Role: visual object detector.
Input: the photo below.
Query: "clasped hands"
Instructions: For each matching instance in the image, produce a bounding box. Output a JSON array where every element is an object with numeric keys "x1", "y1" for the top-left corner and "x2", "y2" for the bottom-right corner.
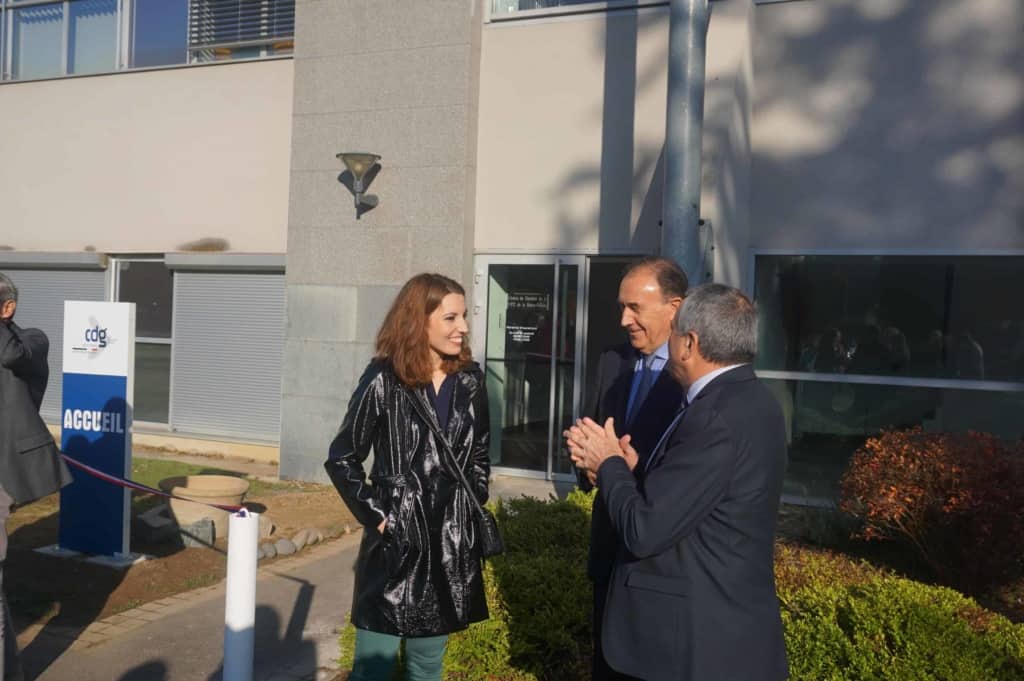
[{"x1": 564, "y1": 417, "x2": 639, "y2": 486}]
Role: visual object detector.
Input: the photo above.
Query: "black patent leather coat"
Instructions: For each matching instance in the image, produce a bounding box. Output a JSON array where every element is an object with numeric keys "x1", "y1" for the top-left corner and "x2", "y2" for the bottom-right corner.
[{"x1": 325, "y1": 359, "x2": 491, "y2": 637}]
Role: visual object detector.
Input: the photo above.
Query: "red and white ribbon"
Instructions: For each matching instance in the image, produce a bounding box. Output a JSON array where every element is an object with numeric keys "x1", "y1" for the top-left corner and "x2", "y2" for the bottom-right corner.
[{"x1": 61, "y1": 454, "x2": 244, "y2": 513}]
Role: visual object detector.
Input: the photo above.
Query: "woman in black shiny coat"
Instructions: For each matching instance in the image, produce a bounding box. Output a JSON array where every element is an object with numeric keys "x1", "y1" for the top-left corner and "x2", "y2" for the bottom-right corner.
[{"x1": 325, "y1": 273, "x2": 491, "y2": 680}]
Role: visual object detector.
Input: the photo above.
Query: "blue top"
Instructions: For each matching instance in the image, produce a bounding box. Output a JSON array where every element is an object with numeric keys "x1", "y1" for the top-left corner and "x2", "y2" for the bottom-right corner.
[{"x1": 427, "y1": 372, "x2": 457, "y2": 429}]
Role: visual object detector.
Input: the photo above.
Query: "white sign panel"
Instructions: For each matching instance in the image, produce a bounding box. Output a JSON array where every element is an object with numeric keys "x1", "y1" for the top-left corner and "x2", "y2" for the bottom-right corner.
[
  {"x1": 60, "y1": 300, "x2": 136, "y2": 557},
  {"x1": 63, "y1": 301, "x2": 135, "y2": 377}
]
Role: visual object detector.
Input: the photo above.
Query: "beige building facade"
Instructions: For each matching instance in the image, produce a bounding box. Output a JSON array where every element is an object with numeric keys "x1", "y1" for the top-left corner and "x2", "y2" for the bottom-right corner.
[{"x1": 0, "y1": 0, "x2": 1020, "y2": 499}]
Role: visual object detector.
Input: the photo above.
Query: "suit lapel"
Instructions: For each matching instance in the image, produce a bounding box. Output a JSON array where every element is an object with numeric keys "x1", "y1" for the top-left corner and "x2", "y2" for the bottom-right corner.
[
  {"x1": 639, "y1": 365, "x2": 757, "y2": 474},
  {"x1": 642, "y1": 405, "x2": 688, "y2": 474},
  {"x1": 613, "y1": 350, "x2": 638, "y2": 424}
]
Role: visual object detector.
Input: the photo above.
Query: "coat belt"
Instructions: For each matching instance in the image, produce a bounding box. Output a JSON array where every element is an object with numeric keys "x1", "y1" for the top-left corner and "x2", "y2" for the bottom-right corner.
[{"x1": 370, "y1": 473, "x2": 408, "y2": 487}]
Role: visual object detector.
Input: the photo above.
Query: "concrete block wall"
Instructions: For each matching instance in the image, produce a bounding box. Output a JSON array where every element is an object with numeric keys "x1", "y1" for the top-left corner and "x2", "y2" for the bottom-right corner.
[{"x1": 280, "y1": 0, "x2": 483, "y2": 481}]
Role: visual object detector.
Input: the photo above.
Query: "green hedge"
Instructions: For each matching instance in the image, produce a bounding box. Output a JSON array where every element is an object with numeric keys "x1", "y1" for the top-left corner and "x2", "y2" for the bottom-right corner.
[
  {"x1": 340, "y1": 491, "x2": 1024, "y2": 681},
  {"x1": 776, "y1": 544, "x2": 1024, "y2": 680}
]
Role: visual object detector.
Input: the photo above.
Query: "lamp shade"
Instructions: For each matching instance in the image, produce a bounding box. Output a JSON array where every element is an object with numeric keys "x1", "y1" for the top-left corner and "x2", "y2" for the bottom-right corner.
[{"x1": 336, "y1": 152, "x2": 381, "y2": 181}]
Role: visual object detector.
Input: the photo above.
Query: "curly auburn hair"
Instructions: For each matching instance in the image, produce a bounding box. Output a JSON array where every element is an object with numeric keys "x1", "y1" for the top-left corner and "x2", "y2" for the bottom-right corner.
[{"x1": 375, "y1": 273, "x2": 473, "y2": 386}]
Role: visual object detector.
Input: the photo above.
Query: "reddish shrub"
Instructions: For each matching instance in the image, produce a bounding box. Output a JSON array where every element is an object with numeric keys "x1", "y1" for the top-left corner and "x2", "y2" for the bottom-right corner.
[{"x1": 839, "y1": 427, "x2": 1024, "y2": 591}]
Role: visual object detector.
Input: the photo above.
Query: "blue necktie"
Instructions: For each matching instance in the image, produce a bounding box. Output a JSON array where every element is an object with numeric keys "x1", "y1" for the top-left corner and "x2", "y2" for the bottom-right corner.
[{"x1": 626, "y1": 354, "x2": 655, "y2": 427}]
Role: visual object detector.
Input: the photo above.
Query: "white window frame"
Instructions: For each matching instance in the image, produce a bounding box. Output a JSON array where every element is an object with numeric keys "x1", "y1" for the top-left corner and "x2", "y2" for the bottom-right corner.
[{"x1": 486, "y1": 0, "x2": 668, "y2": 24}]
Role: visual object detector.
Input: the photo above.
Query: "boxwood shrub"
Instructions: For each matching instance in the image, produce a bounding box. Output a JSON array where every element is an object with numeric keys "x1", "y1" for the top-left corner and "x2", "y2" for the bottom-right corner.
[{"x1": 340, "y1": 491, "x2": 1024, "y2": 681}]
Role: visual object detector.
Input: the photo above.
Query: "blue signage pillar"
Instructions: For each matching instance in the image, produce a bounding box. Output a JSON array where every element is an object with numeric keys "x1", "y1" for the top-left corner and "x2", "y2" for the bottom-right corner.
[{"x1": 59, "y1": 301, "x2": 135, "y2": 557}]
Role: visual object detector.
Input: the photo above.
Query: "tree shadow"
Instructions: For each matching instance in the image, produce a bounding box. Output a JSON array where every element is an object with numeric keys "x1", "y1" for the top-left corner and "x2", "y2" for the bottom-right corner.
[
  {"x1": 10, "y1": 394, "x2": 248, "y2": 678},
  {"x1": 205, "y1": 576, "x2": 318, "y2": 681},
  {"x1": 9, "y1": 508, "x2": 129, "y2": 680},
  {"x1": 750, "y1": 0, "x2": 1022, "y2": 249},
  {"x1": 537, "y1": 0, "x2": 1022, "y2": 278},
  {"x1": 118, "y1": 660, "x2": 169, "y2": 681}
]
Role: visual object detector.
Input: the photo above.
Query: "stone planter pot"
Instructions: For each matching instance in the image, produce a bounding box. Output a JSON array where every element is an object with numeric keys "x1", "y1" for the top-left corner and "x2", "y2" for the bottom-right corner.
[{"x1": 158, "y1": 475, "x2": 250, "y2": 540}]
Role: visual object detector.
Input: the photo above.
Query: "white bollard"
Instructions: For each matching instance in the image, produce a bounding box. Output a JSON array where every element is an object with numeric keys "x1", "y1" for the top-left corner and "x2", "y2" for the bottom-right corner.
[{"x1": 223, "y1": 509, "x2": 259, "y2": 681}]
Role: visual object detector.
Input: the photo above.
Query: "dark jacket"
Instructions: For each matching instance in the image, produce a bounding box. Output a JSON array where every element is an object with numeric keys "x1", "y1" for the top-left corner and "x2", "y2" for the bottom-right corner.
[
  {"x1": 0, "y1": 321, "x2": 72, "y2": 504},
  {"x1": 596, "y1": 365, "x2": 789, "y2": 681},
  {"x1": 582, "y1": 343, "x2": 684, "y2": 580},
  {"x1": 325, "y1": 360, "x2": 490, "y2": 637}
]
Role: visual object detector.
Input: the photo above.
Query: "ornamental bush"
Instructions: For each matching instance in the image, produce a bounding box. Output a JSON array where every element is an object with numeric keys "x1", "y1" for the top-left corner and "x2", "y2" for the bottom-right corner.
[
  {"x1": 776, "y1": 543, "x2": 1024, "y2": 681},
  {"x1": 340, "y1": 491, "x2": 1024, "y2": 680},
  {"x1": 839, "y1": 427, "x2": 1024, "y2": 590}
]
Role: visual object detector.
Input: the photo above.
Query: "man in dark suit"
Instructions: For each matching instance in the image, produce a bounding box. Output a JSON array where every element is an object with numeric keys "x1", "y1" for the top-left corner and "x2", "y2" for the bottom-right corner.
[
  {"x1": 568, "y1": 284, "x2": 788, "y2": 681},
  {"x1": 0, "y1": 273, "x2": 72, "y2": 681},
  {"x1": 581, "y1": 257, "x2": 687, "y2": 681}
]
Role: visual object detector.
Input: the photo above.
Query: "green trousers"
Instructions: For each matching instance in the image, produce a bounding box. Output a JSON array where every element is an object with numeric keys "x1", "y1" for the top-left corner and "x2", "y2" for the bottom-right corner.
[{"x1": 350, "y1": 627, "x2": 448, "y2": 681}]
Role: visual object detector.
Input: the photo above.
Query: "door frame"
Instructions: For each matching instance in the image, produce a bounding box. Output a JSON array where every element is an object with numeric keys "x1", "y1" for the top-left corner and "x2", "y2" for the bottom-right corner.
[
  {"x1": 472, "y1": 254, "x2": 588, "y2": 482},
  {"x1": 109, "y1": 255, "x2": 174, "y2": 429}
]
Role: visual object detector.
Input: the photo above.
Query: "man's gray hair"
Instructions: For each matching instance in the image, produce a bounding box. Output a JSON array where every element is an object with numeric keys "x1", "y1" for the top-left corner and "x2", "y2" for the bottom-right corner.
[
  {"x1": 0, "y1": 272, "x2": 17, "y2": 305},
  {"x1": 674, "y1": 283, "x2": 758, "y2": 364}
]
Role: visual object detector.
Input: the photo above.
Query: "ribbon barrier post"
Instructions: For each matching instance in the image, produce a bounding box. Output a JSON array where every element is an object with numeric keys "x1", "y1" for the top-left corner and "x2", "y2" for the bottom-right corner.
[{"x1": 224, "y1": 509, "x2": 259, "y2": 681}]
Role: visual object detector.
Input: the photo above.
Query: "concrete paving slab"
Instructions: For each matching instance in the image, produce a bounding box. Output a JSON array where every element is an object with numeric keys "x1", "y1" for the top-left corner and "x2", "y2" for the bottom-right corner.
[
  {"x1": 20, "y1": 473, "x2": 577, "y2": 680},
  {"x1": 25, "y1": 534, "x2": 360, "y2": 681}
]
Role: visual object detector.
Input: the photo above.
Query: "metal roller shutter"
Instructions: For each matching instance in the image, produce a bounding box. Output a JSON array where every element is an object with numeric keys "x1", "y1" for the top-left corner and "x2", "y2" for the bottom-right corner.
[
  {"x1": 3, "y1": 269, "x2": 107, "y2": 421},
  {"x1": 170, "y1": 272, "x2": 284, "y2": 441}
]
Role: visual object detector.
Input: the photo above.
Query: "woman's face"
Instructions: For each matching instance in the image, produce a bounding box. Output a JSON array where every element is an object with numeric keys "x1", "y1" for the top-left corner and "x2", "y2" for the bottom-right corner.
[{"x1": 427, "y1": 293, "x2": 469, "y2": 364}]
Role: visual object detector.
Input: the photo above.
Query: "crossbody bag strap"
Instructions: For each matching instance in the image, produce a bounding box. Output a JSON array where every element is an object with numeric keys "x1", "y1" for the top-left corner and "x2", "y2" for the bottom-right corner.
[{"x1": 405, "y1": 385, "x2": 487, "y2": 518}]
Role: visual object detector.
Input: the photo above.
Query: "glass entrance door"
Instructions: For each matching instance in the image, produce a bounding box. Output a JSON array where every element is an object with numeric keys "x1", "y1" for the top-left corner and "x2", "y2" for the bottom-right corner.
[{"x1": 474, "y1": 256, "x2": 585, "y2": 481}]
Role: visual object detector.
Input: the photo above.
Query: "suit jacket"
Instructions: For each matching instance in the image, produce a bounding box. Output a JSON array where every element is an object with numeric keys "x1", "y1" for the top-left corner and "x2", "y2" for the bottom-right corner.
[
  {"x1": 582, "y1": 342, "x2": 685, "y2": 580},
  {"x1": 596, "y1": 365, "x2": 788, "y2": 681},
  {"x1": 0, "y1": 322, "x2": 72, "y2": 505}
]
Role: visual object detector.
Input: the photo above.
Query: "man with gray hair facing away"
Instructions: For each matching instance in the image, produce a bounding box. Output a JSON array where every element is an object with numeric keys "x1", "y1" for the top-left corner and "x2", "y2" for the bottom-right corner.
[
  {"x1": 0, "y1": 273, "x2": 72, "y2": 681},
  {"x1": 566, "y1": 284, "x2": 788, "y2": 681}
]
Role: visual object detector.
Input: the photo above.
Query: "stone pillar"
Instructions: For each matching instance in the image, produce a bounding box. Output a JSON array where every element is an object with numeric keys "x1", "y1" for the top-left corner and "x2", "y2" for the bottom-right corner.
[{"x1": 280, "y1": 0, "x2": 482, "y2": 481}]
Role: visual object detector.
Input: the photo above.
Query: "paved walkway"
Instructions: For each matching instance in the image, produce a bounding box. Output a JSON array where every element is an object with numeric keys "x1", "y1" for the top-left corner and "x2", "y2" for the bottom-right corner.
[
  {"x1": 24, "y1": 533, "x2": 359, "y2": 681},
  {"x1": 18, "y1": 470, "x2": 564, "y2": 681}
]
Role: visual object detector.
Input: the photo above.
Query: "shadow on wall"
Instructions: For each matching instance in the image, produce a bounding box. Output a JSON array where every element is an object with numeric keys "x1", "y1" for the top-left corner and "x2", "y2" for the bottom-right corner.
[
  {"x1": 549, "y1": 8, "x2": 670, "y2": 256},
  {"x1": 544, "y1": 0, "x2": 1023, "y2": 268},
  {"x1": 751, "y1": 0, "x2": 1023, "y2": 248}
]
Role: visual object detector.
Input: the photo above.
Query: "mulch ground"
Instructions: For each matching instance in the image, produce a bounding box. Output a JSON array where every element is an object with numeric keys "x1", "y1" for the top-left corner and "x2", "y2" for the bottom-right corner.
[{"x1": 7, "y1": 485, "x2": 357, "y2": 630}]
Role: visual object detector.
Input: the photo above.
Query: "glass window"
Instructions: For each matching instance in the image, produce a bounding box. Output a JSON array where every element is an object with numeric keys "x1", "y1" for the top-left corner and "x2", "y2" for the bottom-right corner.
[
  {"x1": 131, "y1": 0, "x2": 187, "y2": 68},
  {"x1": 0, "y1": 0, "x2": 293, "y2": 82},
  {"x1": 765, "y1": 378, "x2": 1024, "y2": 502},
  {"x1": 188, "y1": 0, "x2": 295, "y2": 63},
  {"x1": 11, "y1": 3, "x2": 65, "y2": 81},
  {"x1": 755, "y1": 255, "x2": 1024, "y2": 383},
  {"x1": 116, "y1": 259, "x2": 173, "y2": 423},
  {"x1": 134, "y1": 341, "x2": 171, "y2": 422},
  {"x1": 68, "y1": 0, "x2": 117, "y2": 75},
  {"x1": 492, "y1": 0, "x2": 627, "y2": 17},
  {"x1": 117, "y1": 260, "x2": 173, "y2": 338}
]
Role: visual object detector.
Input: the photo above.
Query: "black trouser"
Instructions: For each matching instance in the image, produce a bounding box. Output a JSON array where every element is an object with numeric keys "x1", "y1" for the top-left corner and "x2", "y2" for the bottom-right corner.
[
  {"x1": 592, "y1": 577, "x2": 642, "y2": 681},
  {"x1": 0, "y1": 486, "x2": 24, "y2": 681}
]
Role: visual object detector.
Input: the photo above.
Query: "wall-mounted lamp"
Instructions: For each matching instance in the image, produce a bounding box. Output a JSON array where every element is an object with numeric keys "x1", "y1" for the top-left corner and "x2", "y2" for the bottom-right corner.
[{"x1": 336, "y1": 152, "x2": 381, "y2": 219}]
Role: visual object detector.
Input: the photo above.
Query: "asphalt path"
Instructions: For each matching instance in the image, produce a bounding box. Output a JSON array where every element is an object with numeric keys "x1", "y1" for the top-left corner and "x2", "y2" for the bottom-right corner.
[{"x1": 27, "y1": 533, "x2": 360, "y2": 681}]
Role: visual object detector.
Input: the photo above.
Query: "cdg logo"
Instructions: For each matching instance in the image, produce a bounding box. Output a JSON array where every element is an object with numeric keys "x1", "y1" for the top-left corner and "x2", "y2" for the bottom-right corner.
[{"x1": 84, "y1": 325, "x2": 108, "y2": 348}]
